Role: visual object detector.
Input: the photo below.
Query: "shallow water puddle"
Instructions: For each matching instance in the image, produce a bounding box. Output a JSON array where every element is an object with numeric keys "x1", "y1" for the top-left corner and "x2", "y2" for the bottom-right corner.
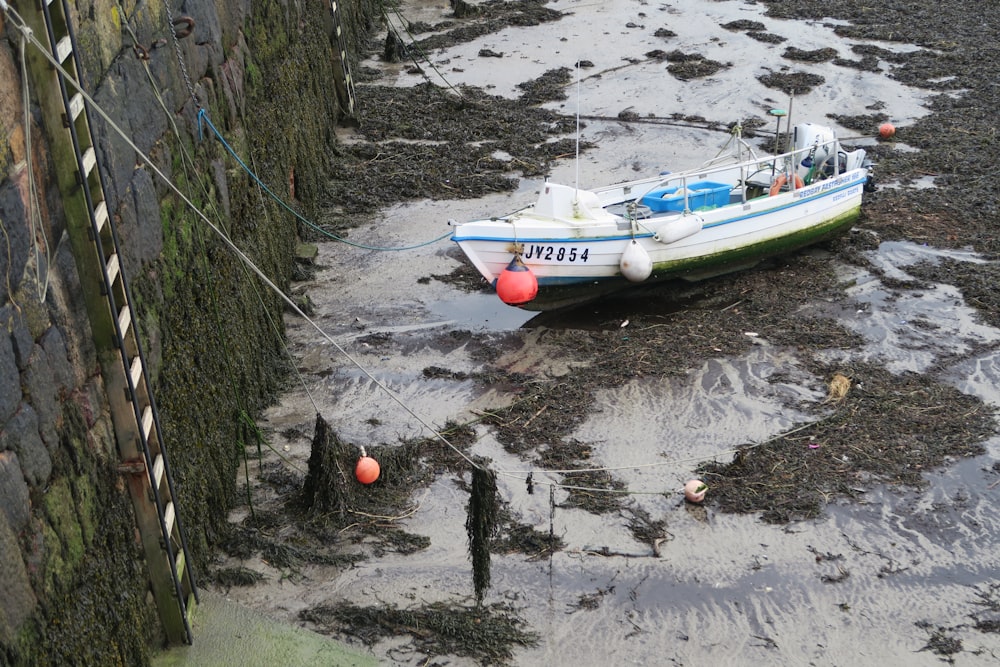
[{"x1": 813, "y1": 241, "x2": 1000, "y2": 376}]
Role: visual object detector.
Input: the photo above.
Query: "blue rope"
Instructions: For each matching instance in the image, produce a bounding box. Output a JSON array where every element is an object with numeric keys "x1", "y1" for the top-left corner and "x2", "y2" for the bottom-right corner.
[{"x1": 195, "y1": 109, "x2": 453, "y2": 251}]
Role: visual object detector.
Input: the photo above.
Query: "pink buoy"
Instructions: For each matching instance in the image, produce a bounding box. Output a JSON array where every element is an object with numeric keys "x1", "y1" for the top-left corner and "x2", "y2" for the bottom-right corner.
[
  {"x1": 495, "y1": 255, "x2": 538, "y2": 306},
  {"x1": 684, "y1": 479, "x2": 707, "y2": 503}
]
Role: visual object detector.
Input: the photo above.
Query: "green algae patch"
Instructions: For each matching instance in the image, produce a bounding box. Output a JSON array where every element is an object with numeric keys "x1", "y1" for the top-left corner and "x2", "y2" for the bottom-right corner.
[{"x1": 153, "y1": 591, "x2": 376, "y2": 667}]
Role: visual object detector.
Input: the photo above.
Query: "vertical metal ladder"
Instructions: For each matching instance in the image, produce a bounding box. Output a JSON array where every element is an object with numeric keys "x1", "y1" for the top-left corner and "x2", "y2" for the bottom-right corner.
[
  {"x1": 329, "y1": 0, "x2": 358, "y2": 119},
  {"x1": 30, "y1": 0, "x2": 197, "y2": 644}
]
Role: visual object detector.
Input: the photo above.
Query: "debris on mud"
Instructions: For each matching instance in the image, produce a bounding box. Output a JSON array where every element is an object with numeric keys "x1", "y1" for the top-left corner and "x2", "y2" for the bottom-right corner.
[
  {"x1": 757, "y1": 70, "x2": 826, "y2": 94},
  {"x1": 300, "y1": 601, "x2": 541, "y2": 665},
  {"x1": 696, "y1": 361, "x2": 994, "y2": 523},
  {"x1": 224, "y1": 0, "x2": 1000, "y2": 661}
]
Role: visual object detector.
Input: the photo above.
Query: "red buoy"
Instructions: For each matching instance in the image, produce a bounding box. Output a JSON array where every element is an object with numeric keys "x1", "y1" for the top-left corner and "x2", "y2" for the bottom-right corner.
[
  {"x1": 355, "y1": 455, "x2": 380, "y2": 484},
  {"x1": 495, "y1": 256, "x2": 538, "y2": 306},
  {"x1": 878, "y1": 122, "x2": 895, "y2": 139}
]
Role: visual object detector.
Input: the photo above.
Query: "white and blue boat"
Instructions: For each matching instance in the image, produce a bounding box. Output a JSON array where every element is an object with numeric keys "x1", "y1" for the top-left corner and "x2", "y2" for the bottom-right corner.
[{"x1": 451, "y1": 121, "x2": 873, "y2": 310}]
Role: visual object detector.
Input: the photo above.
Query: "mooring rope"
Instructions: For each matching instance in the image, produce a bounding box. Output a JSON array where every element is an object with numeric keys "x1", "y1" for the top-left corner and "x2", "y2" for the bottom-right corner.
[
  {"x1": 195, "y1": 111, "x2": 453, "y2": 251},
  {"x1": 1, "y1": 3, "x2": 481, "y2": 470},
  {"x1": 112, "y1": 0, "x2": 322, "y2": 479},
  {"x1": 1, "y1": 2, "x2": 752, "y2": 501}
]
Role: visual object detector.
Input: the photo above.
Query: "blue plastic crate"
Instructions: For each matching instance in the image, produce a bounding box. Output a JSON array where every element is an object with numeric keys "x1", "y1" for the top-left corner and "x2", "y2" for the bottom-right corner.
[{"x1": 640, "y1": 181, "x2": 730, "y2": 212}]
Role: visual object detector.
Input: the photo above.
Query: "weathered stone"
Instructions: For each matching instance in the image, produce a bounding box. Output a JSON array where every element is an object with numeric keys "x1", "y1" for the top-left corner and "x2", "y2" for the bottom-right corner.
[
  {"x1": 0, "y1": 176, "x2": 29, "y2": 304},
  {"x1": 0, "y1": 509, "x2": 37, "y2": 646},
  {"x1": 22, "y1": 346, "x2": 60, "y2": 451},
  {"x1": 6, "y1": 305, "x2": 35, "y2": 371},
  {"x1": 188, "y1": 3, "x2": 226, "y2": 70},
  {"x1": 92, "y1": 76, "x2": 144, "y2": 218},
  {"x1": 0, "y1": 319, "x2": 22, "y2": 424},
  {"x1": 0, "y1": 451, "x2": 31, "y2": 532},
  {"x1": 211, "y1": 158, "x2": 232, "y2": 219},
  {"x1": 0, "y1": 404, "x2": 52, "y2": 487},
  {"x1": 129, "y1": 169, "x2": 163, "y2": 271},
  {"x1": 40, "y1": 326, "x2": 74, "y2": 392}
]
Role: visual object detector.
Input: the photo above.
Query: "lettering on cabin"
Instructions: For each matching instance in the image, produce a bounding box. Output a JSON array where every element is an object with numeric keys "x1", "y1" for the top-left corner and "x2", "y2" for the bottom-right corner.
[{"x1": 794, "y1": 174, "x2": 857, "y2": 199}]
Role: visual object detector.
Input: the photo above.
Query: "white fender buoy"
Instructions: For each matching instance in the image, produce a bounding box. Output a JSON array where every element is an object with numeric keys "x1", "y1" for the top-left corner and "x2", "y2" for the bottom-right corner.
[
  {"x1": 619, "y1": 240, "x2": 652, "y2": 282},
  {"x1": 653, "y1": 215, "x2": 703, "y2": 245}
]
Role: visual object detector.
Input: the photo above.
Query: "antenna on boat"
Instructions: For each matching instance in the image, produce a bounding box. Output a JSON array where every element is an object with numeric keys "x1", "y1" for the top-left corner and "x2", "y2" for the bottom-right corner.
[
  {"x1": 767, "y1": 107, "x2": 787, "y2": 181},
  {"x1": 786, "y1": 90, "x2": 795, "y2": 151},
  {"x1": 574, "y1": 59, "x2": 581, "y2": 196}
]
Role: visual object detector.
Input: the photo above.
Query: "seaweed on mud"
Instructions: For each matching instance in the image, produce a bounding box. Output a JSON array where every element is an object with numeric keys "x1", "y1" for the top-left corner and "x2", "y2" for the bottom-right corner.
[
  {"x1": 235, "y1": 2, "x2": 1000, "y2": 660},
  {"x1": 721, "y1": 20, "x2": 766, "y2": 32},
  {"x1": 406, "y1": 0, "x2": 565, "y2": 53},
  {"x1": 696, "y1": 361, "x2": 995, "y2": 523},
  {"x1": 208, "y1": 566, "x2": 265, "y2": 589},
  {"x1": 560, "y1": 469, "x2": 628, "y2": 515},
  {"x1": 916, "y1": 622, "x2": 963, "y2": 662},
  {"x1": 757, "y1": 70, "x2": 826, "y2": 94},
  {"x1": 971, "y1": 583, "x2": 1000, "y2": 634},
  {"x1": 492, "y1": 516, "x2": 564, "y2": 559},
  {"x1": 782, "y1": 46, "x2": 838, "y2": 63},
  {"x1": 668, "y1": 57, "x2": 728, "y2": 80},
  {"x1": 904, "y1": 259, "x2": 1000, "y2": 330},
  {"x1": 826, "y1": 112, "x2": 891, "y2": 136},
  {"x1": 319, "y1": 82, "x2": 585, "y2": 220},
  {"x1": 217, "y1": 521, "x2": 362, "y2": 569},
  {"x1": 517, "y1": 67, "x2": 573, "y2": 105},
  {"x1": 300, "y1": 601, "x2": 541, "y2": 665},
  {"x1": 747, "y1": 32, "x2": 786, "y2": 44}
]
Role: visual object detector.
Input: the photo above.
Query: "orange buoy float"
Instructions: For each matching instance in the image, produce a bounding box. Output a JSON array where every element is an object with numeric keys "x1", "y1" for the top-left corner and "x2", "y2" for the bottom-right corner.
[
  {"x1": 878, "y1": 122, "x2": 896, "y2": 139},
  {"x1": 769, "y1": 173, "x2": 805, "y2": 196},
  {"x1": 495, "y1": 255, "x2": 538, "y2": 306},
  {"x1": 683, "y1": 479, "x2": 707, "y2": 503},
  {"x1": 355, "y1": 449, "x2": 380, "y2": 485}
]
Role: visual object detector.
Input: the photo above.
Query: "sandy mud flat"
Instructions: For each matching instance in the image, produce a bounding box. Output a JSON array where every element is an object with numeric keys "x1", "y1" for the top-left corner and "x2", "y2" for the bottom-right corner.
[{"x1": 208, "y1": 1, "x2": 1000, "y2": 665}]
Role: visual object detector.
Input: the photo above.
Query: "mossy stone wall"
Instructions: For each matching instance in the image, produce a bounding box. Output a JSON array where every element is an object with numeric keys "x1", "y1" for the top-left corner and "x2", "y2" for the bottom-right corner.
[{"x1": 0, "y1": 0, "x2": 381, "y2": 663}]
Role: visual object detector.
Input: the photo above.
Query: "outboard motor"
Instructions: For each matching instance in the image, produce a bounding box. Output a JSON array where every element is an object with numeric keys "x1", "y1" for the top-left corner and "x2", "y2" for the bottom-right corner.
[{"x1": 792, "y1": 123, "x2": 837, "y2": 182}]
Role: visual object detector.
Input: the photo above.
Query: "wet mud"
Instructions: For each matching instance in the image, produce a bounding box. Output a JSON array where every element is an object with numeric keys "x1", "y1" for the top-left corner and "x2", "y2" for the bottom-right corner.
[{"x1": 211, "y1": 1, "x2": 1000, "y2": 665}]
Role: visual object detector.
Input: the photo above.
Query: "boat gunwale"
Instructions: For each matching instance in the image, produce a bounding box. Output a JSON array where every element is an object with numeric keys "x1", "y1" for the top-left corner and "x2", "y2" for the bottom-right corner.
[{"x1": 451, "y1": 167, "x2": 867, "y2": 245}]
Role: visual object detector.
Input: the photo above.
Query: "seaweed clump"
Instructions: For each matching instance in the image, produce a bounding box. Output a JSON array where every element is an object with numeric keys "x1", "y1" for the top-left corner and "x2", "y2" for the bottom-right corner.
[
  {"x1": 300, "y1": 601, "x2": 540, "y2": 665},
  {"x1": 697, "y1": 362, "x2": 995, "y2": 523}
]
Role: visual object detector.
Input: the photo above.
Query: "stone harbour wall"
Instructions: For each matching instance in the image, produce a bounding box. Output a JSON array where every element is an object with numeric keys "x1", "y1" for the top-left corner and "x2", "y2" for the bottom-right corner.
[{"x1": 0, "y1": 0, "x2": 380, "y2": 663}]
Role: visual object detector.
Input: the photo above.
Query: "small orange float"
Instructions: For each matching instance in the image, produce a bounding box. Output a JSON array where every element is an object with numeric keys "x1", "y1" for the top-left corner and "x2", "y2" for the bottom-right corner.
[
  {"x1": 878, "y1": 122, "x2": 896, "y2": 139},
  {"x1": 495, "y1": 255, "x2": 538, "y2": 306},
  {"x1": 355, "y1": 450, "x2": 380, "y2": 485},
  {"x1": 769, "y1": 173, "x2": 805, "y2": 196}
]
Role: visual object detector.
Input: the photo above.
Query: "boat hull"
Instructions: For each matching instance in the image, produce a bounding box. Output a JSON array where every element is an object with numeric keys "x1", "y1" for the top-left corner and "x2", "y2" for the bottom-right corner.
[{"x1": 453, "y1": 168, "x2": 867, "y2": 309}]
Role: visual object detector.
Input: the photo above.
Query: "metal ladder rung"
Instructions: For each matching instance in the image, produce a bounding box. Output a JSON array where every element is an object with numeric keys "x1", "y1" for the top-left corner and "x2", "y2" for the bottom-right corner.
[
  {"x1": 163, "y1": 501, "x2": 176, "y2": 537},
  {"x1": 38, "y1": 0, "x2": 196, "y2": 644},
  {"x1": 142, "y1": 405, "x2": 155, "y2": 441},
  {"x1": 67, "y1": 93, "x2": 84, "y2": 124},
  {"x1": 106, "y1": 253, "x2": 120, "y2": 287},
  {"x1": 174, "y1": 548, "x2": 186, "y2": 583},
  {"x1": 117, "y1": 303, "x2": 132, "y2": 338},
  {"x1": 94, "y1": 200, "x2": 109, "y2": 235},
  {"x1": 55, "y1": 36, "x2": 73, "y2": 64},
  {"x1": 129, "y1": 355, "x2": 143, "y2": 390},
  {"x1": 151, "y1": 452, "x2": 165, "y2": 490},
  {"x1": 80, "y1": 146, "x2": 96, "y2": 181}
]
